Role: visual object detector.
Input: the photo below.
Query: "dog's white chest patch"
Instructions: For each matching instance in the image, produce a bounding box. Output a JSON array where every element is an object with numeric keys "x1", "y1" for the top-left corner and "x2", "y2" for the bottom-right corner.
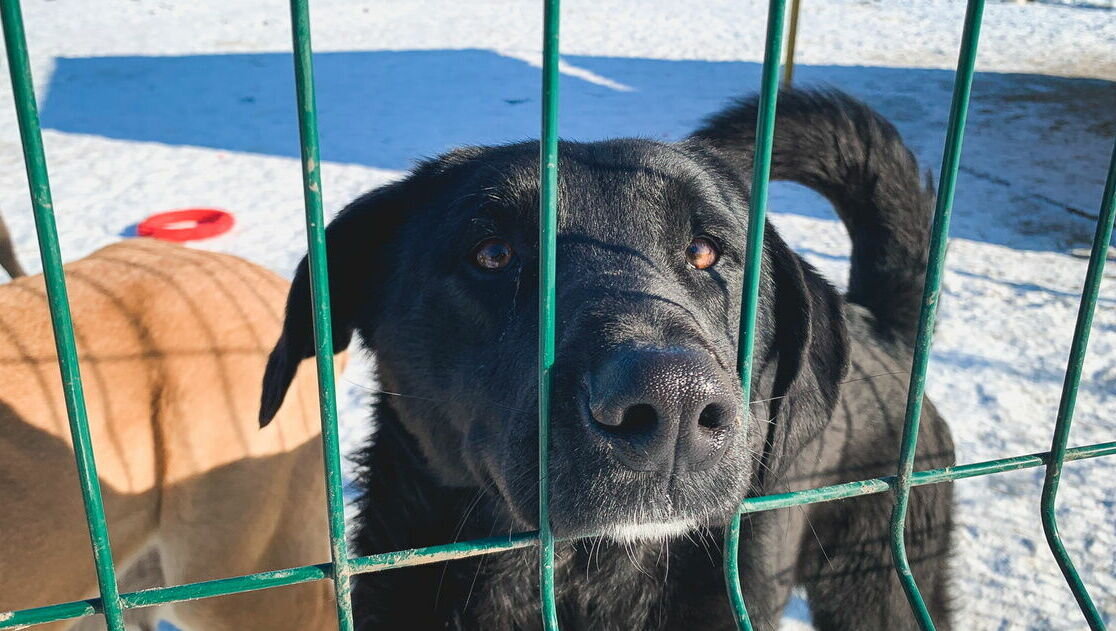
[{"x1": 608, "y1": 519, "x2": 697, "y2": 543}]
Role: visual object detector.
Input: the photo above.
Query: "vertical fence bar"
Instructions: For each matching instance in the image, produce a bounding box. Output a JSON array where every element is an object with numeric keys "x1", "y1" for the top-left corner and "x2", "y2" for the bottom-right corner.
[
  {"x1": 782, "y1": 0, "x2": 802, "y2": 85},
  {"x1": 1039, "y1": 141, "x2": 1116, "y2": 631},
  {"x1": 0, "y1": 2, "x2": 126, "y2": 629},
  {"x1": 888, "y1": 1, "x2": 984, "y2": 629},
  {"x1": 537, "y1": 0, "x2": 561, "y2": 629},
  {"x1": 723, "y1": 0, "x2": 787, "y2": 628},
  {"x1": 286, "y1": 1, "x2": 354, "y2": 629}
]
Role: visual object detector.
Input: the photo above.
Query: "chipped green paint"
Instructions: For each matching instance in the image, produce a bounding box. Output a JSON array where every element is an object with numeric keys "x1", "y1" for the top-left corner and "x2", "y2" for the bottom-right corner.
[
  {"x1": 124, "y1": 564, "x2": 333, "y2": 609},
  {"x1": 351, "y1": 532, "x2": 540, "y2": 573},
  {"x1": 0, "y1": 601, "x2": 98, "y2": 630},
  {"x1": 286, "y1": 1, "x2": 354, "y2": 630}
]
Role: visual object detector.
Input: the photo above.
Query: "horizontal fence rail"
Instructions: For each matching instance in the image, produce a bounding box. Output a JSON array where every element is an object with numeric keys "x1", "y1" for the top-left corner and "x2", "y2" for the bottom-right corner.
[
  {"x1": 1, "y1": 0, "x2": 1113, "y2": 629},
  {"x1": 2, "y1": 443, "x2": 1113, "y2": 629}
]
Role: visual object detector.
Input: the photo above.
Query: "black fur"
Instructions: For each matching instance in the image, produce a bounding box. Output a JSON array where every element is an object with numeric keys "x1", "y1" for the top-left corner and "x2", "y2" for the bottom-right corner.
[
  {"x1": 262, "y1": 88, "x2": 954, "y2": 630},
  {"x1": 691, "y1": 89, "x2": 936, "y2": 344}
]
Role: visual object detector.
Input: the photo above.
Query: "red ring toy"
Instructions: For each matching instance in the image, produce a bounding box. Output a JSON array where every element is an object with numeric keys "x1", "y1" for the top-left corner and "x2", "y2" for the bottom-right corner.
[{"x1": 137, "y1": 208, "x2": 234, "y2": 242}]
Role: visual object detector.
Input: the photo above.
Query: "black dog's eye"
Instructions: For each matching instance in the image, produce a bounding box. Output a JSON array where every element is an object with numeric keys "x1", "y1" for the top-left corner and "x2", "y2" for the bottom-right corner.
[
  {"x1": 685, "y1": 236, "x2": 720, "y2": 270},
  {"x1": 471, "y1": 238, "x2": 515, "y2": 271}
]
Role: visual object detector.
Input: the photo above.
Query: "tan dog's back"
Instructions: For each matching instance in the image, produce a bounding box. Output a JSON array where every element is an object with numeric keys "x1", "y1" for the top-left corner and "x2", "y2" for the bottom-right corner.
[{"x1": 0, "y1": 239, "x2": 336, "y2": 630}]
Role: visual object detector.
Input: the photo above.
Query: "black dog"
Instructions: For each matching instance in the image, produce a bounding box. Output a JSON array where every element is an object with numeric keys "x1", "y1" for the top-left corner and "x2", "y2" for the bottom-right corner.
[{"x1": 261, "y1": 89, "x2": 955, "y2": 630}]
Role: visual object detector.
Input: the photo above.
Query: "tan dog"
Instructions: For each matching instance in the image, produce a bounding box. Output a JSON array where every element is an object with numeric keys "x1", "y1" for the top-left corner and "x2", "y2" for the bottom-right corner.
[{"x1": 0, "y1": 239, "x2": 338, "y2": 630}]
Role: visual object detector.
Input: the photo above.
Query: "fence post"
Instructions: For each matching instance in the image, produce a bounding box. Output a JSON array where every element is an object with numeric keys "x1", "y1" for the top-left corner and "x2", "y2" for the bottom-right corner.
[
  {"x1": 285, "y1": 1, "x2": 355, "y2": 629},
  {"x1": 723, "y1": 0, "x2": 788, "y2": 628},
  {"x1": 0, "y1": 2, "x2": 126, "y2": 629},
  {"x1": 887, "y1": 1, "x2": 985, "y2": 629},
  {"x1": 537, "y1": 0, "x2": 562, "y2": 629},
  {"x1": 782, "y1": 0, "x2": 802, "y2": 85}
]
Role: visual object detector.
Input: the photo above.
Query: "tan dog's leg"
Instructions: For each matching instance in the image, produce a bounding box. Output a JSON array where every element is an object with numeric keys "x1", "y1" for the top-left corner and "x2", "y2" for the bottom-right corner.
[
  {"x1": 70, "y1": 549, "x2": 164, "y2": 631},
  {"x1": 0, "y1": 403, "x2": 158, "y2": 631},
  {"x1": 157, "y1": 440, "x2": 336, "y2": 631},
  {"x1": 0, "y1": 208, "x2": 26, "y2": 278},
  {"x1": 147, "y1": 279, "x2": 338, "y2": 629}
]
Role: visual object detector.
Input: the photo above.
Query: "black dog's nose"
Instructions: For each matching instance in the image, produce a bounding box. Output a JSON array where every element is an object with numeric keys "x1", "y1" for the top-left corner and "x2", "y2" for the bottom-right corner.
[{"x1": 586, "y1": 346, "x2": 738, "y2": 472}]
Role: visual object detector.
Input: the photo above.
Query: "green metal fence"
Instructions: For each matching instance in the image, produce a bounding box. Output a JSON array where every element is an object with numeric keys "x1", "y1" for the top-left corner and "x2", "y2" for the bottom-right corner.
[{"x1": 1, "y1": 0, "x2": 1114, "y2": 629}]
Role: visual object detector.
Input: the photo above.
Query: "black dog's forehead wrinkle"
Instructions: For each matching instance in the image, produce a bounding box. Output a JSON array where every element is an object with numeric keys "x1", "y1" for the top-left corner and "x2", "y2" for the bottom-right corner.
[
  {"x1": 431, "y1": 138, "x2": 746, "y2": 242},
  {"x1": 557, "y1": 233, "x2": 668, "y2": 280},
  {"x1": 558, "y1": 144, "x2": 742, "y2": 242},
  {"x1": 559, "y1": 140, "x2": 746, "y2": 235}
]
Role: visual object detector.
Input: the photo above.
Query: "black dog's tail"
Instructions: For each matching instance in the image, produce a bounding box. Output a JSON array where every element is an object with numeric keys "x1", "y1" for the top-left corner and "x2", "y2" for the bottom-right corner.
[{"x1": 689, "y1": 88, "x2": 935, "y2": 346}]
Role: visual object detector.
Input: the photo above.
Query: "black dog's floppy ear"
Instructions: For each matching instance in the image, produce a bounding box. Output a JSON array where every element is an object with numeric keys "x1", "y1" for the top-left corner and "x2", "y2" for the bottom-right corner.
[
  {"x1": 259, "y1": 156, "x2": 465, "y2": 426},
  {"x1": 756, "y1": 232, "x2": 850, "y2": 478}
]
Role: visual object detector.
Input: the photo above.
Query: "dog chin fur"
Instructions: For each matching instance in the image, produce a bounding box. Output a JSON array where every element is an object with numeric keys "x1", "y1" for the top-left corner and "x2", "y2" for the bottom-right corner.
[{"x1": 608, "y1": 519, "x2": 698, "y2": 544}]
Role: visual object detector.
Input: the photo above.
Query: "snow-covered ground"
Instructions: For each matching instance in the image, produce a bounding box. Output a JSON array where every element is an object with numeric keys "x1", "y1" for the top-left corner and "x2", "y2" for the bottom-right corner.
[{"x1": 1, "y1": 1, "x2": 1113, "y2": 629}]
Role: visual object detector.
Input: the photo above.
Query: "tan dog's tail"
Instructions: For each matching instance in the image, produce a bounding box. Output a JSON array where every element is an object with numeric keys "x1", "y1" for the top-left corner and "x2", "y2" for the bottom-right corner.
[{"x1": 0, "y1": 207, "x2": 26, "y2": 279}]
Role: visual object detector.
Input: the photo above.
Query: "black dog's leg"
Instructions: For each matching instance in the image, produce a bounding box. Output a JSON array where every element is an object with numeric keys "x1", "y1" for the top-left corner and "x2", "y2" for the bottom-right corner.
[
  {"x1": 796, "y1": 484, "x2": 953, "y2": 631},
  {"x1": 729, "y1": 510, "x2": 809, "y2": 631}
]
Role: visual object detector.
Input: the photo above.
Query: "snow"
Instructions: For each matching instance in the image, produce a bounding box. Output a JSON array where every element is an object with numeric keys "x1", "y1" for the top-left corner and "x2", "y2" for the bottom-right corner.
[{"x1": 0, "y1": 1, "x2": 1113, "y2": 629}]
